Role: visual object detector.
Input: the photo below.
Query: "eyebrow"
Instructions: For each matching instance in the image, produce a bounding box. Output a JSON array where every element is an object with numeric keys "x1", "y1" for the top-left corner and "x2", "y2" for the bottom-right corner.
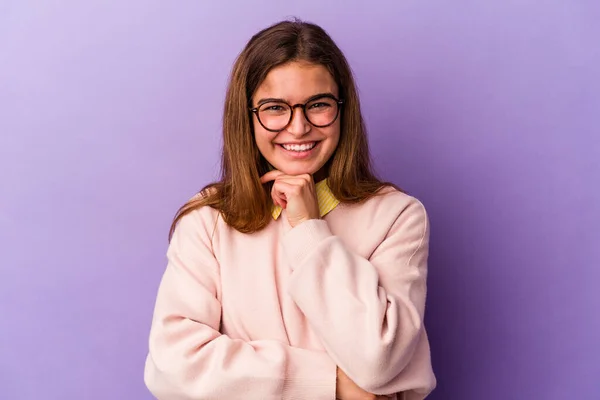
[{"x1": 255, "y1": 92, "x2": 337, "y2": 107}]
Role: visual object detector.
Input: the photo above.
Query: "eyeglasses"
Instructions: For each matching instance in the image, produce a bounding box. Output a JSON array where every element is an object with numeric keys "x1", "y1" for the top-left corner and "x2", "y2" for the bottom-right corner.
[{"x1": 250, "y1": 94, "x2": 344, "y2": 132}]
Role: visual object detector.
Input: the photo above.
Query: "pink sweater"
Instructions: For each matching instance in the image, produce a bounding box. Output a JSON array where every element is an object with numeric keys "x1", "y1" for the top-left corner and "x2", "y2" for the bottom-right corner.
[{"x1": 144, "y1": 188, "x2": 436, "y2": 399}]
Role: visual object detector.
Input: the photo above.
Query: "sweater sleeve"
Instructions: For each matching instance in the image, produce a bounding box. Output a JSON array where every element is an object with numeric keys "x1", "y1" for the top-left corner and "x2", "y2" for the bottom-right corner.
[
  {"x1": 282, "y1": 197, "x2": 431, "y2": 395},
  {"x1": 144, "y1": 208, "x2": 337, "y2": 400}
]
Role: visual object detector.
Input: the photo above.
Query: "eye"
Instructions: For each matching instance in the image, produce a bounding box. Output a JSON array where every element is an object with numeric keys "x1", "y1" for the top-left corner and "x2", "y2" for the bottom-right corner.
[
  {"x1": 265, "y1": 105, "x2": 284, "y2": 111},
  {"x1": 259, "y1": 103, "x2": 288, "y2": 113},
  {"x1": 309, "y1": 102, "x2": 331, "y2": 109}
]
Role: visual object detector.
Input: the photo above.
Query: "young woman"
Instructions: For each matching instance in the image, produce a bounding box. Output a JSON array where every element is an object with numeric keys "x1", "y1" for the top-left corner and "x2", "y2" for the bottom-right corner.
[{"x1": 144, "y1": 19, "x2": 435, "y2": 400}]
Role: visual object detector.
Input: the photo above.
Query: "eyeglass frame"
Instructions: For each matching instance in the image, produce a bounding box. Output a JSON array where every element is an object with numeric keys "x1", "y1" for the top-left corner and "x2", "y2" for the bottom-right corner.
[{"x1": 249, "y1": 93, "x2": 344, "y2": 133}]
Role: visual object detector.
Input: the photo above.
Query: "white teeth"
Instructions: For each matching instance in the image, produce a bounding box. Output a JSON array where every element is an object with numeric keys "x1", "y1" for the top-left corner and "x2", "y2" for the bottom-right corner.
[{"x1": 282, "y1": 143, "x2": 316, "y2": 152}]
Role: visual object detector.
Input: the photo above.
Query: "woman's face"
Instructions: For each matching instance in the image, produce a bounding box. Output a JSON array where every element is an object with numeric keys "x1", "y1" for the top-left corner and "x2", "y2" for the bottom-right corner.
[{"x1": 251, "y1": 61, "x2": 341, "y2": 180}]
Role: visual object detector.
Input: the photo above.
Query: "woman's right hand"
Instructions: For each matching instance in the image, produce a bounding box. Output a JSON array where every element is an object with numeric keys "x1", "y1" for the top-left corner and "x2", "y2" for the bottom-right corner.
[{"x1": 335, "y1": 367, "x2": 392, "y2": 400}]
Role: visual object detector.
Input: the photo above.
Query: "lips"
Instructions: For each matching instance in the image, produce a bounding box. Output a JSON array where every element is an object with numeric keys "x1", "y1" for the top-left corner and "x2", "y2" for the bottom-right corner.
[{"x1": 280, "y1": 142, "x2": 317, "y2": 152}]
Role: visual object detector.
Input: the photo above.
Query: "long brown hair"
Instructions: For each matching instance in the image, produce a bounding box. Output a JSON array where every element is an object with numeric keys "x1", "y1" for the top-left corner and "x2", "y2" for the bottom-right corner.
[{"x1": 169, "y1": 19, "x2": 395, "y2": 240}]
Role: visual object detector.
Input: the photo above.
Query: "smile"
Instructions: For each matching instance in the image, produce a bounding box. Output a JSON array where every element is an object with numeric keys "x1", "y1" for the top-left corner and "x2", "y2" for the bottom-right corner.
[{"x1": 280, "y1": 142, "x2": 317, "y2": 152}]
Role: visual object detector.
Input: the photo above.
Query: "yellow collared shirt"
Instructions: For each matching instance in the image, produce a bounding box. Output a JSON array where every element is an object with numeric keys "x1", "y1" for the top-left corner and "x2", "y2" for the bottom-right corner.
[{"x1": 271, "y1": 179, "x2": 340, "y2": 220}]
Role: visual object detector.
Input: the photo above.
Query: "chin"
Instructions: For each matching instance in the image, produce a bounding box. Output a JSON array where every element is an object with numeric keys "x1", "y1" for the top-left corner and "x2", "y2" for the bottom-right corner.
[
  {"x1": 282, "y1": 167, "x2": 317, "y2": 176},
  {"x1": 275, "y1": 163, "x2": 320, "y2": 176}
]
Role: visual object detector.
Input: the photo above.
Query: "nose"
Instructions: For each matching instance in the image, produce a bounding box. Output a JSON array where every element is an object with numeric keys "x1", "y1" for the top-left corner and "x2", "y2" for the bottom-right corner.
[{"x1": 286, "y1": 106, "x2": 311, "y2": 136}]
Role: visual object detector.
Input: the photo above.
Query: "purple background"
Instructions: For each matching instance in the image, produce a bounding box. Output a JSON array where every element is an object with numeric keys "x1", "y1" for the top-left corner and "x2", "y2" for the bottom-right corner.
[{"x1": 1, "y1": 1, "x2": 599, "y2": 399}]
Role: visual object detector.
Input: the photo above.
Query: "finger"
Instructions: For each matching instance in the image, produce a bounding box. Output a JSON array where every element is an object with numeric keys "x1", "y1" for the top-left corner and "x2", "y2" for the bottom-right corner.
[
  {"x1": 260, "y1": 170, "x2": 284, "y2": 184},
  {"x1": 272, "y1": 180, "x2": 302, "y2": 198},
  {"x1": 274, "y1": 175, "x2": 316, "y2": 188},
  {"x1": 274, "y1": 176, "x2": 311, "y2": 188},
  {"x1": 298, "y1": 173, "x2": 314, "y2": 184},
  {"x1": 272, "y1": 181, "x2": 294, "y2": 200},
  {"x1": 273, "y1": 196, "x2": 286, "y2": 208},
  {"x1": 270, "y1": 183, "x2": 288, "y2": 208},
  {"x1": 272, "y1": 192, "x2": 287, "y2": 208}
]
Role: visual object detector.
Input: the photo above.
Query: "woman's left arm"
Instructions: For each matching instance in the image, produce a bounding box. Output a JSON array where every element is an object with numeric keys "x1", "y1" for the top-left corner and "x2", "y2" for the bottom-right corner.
[{"x1": 283, "y1": 197, "x2": 430, "y2": 395}]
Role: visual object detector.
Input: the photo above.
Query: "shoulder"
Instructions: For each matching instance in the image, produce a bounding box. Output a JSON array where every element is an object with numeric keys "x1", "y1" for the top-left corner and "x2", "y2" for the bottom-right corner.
[
  {"x1": 335, "y1": 185, "x2": 428, "y2": 237},
  {"x1": 364, "y1": 186, "x2": 430, "y2": 247},
  {"x1": 363, "y1": 185, "x2": 428, "y2": 223},
  {"x1": 172, "y1": 203, "x2": 221, "y2": 243},
  {"x1": 174, "y1": 185, "x2": 222, "y2": 235},
  {"x1": 349, "y1": 185, "x2": 429, "y2": 241},
  {"x1": 377, "y1": 188, "x2": 430, "y2": 247}
]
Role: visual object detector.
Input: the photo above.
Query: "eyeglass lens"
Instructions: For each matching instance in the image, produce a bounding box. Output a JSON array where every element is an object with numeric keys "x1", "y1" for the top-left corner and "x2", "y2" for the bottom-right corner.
[{"x1": 257, "y1": 96, "x2": 339, "y2": 131}]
